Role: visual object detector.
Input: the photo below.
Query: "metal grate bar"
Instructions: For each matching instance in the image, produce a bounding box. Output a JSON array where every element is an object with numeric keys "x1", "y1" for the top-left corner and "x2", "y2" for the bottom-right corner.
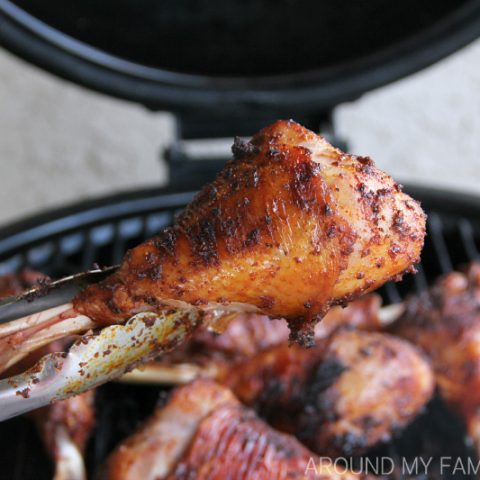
[
  {"x1": 81, "y1": 228, "x2": 99, "y2": 271},
  {"x1": 145, "y1": 212, "x2": 174, "y2": 238},
  {"x1": 427, "y1": 213, "x2": 453, "y2": 274},
  {"x1": 412, "y1": 263, "x2": 428, "y2": 293},
  {"x1": 384, "y1": 281, "x2": 402, "y2": 304},
  {"x1": 0, "y1": 254, "x2": 24, "y2": 275},
  {"x1": 111, "y1": 222, "x2": 126, "y2": 266},
  {"x1": 111, "y1": 218, "x2": 144, "y2": 265},
  {"x1": 459, "y1": 218, "x2": 480, "y2": 262}
]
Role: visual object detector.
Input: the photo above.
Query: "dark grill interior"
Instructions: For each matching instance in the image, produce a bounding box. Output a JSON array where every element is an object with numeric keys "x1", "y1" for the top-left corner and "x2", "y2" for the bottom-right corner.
[
  {"x1": 10, "y1": 0, "x2": 471, "y2": 77},
  {"x1": 0, "y1": 186, "x2": 479, "y2": 479}
]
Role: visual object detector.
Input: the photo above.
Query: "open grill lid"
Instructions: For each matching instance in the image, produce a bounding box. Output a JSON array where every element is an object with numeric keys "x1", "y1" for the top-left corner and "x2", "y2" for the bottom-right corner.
[{"x1": 1, "y1": 0, "x2": 480, "y2": 119}]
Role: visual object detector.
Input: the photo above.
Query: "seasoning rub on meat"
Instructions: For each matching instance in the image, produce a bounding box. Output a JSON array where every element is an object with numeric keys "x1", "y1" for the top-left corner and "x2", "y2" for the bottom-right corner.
[{"x1": 75, "y1": 120, "x2": 425, "y2": 345}]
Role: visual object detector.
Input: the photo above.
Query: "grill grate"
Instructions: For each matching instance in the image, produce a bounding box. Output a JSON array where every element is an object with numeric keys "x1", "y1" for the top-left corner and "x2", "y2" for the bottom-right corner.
[{"x1": 0, "y1": 186, "x2": 479, "y2": 479}]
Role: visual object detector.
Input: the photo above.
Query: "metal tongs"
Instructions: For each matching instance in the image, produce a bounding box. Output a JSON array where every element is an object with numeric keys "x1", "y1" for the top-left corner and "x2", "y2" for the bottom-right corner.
[
  {"x1": 0, "y1": 266, "x2": 117, "y2": 324},
  {"x1": 0, "y1": 268, "x2": 202, "y2": 421}
]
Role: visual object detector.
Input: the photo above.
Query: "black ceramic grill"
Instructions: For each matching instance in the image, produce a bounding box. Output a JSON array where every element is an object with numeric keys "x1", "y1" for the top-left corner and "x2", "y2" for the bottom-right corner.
[
  {"x1": 2, "y1": 0, "x2": 480, "y2": 122},
  {"x1": 0, "y1": 185, "x2": 479, "y2": 479},
  {"x1": 1, "y1": 1, "x2": 480, "y2": 478}
]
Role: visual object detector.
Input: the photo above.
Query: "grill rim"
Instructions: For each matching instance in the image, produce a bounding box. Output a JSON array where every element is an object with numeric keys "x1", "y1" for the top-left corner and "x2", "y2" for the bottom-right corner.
[{"x1": 0, "y1": 187, "x2": 195, "y2": 258}]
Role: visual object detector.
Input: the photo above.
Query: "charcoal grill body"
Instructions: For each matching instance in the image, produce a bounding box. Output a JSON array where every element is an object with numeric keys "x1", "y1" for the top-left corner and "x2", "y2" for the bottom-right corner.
[{"x1": 0, "y1": 1, "x2": 480, "y2": 478}]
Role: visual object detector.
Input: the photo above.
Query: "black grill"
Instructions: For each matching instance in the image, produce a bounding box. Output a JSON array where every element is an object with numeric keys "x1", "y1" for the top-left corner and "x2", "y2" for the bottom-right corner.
[{"x1": 0, "y1": 185, "x2": 479, "y2": 479}]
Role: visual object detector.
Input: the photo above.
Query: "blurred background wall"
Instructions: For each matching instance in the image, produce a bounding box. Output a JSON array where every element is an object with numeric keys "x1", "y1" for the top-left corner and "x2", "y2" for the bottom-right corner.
[{"x1": 1, "y1": 38, "x2": 479, "y2": 226}]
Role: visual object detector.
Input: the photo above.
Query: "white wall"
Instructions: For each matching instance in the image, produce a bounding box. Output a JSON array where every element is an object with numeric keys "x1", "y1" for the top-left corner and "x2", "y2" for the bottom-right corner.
[
  {"x1": 1, "y1": 38, "x2": 480, "y2": 226},
  {"x1": 335, "y1": 39, "x2": 480, "y2": 194},
  {"x1": 0, "y1": 49, "x2": 174, "y2": 226}
]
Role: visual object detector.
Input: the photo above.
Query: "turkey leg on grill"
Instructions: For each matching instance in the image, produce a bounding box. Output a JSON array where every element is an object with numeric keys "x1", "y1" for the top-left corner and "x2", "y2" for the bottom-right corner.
[
  {"x1": 223, "y1": 328, "x2": 434, "y2": 457},
  {"x1": 99, "y1": 379, "x2": 369, "y2": 480},
  {"x1": 117, "y1": 306, "x2": 433, "y2": 457},
  {"x1": 0, "y1": 120, "x2": 425, "y2": 375},
  {"x1": 392, "y1": 263, "x2": 480, "y2": 458}
]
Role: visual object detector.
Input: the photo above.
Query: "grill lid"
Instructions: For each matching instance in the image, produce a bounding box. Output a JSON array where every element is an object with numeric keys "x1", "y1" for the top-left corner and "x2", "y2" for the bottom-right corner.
[{"x1": 1, "y1": 0, "x2": 480, "y2": 117}]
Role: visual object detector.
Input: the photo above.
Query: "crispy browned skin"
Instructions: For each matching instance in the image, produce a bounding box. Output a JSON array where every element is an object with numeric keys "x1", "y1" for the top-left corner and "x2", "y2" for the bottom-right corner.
[
  {"x1": 391, "y1": 263, "x2": 480, "y2": 452},
  {"x1": 224, "y1": 329, "x2": 434, "y2": 457},
  {"x1": 101, "y1": 380, "x2": 237, "y2": 480},
  {"x1": 154, "y1": 295, "x2": 382, "y2": 377},
  {"x1": 101, "y1": 379, "x2": 364, "y2": 480},
  {"x1": 168, "y1": 404, "x2": 350, "y2": 480},
  {"x1": 75, "y1": 120, "x2": 425, "y2": 344}
]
